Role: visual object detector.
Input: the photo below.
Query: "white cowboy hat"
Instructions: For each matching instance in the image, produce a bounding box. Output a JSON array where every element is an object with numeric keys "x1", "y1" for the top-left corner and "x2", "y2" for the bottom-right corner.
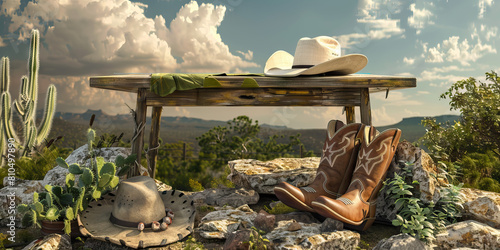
[
  {"x1": 264, "y1": 36, "x2": 368, "y2": 77},
  {"x1": 78, "y1": 176, "x2": 195, "y2": 249}
]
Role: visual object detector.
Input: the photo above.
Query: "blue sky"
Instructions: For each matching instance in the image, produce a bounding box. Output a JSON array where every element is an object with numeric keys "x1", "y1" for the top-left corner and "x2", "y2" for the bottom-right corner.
[{"x1": 0, "y1": 0, "x2": 498, "y2": 129}]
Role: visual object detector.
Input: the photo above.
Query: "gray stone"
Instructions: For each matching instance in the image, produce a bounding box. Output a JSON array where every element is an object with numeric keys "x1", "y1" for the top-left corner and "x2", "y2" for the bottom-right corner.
[
  {"x1": 461, "y1": 188, "x2": 500, "y2": 228},
  {"x1": 373, "y1": 233, "x2": 427, "y2": 250},
  {"x1": 190, "y1": 187, "x2": 259, "y2": 207},
  {"x1": 320, "y1": 218, "x2": 343, "y2": 232},
  {"x1": 265, "y1": 219, "x2": 360, "y2": 250},
  {"x1": 0, "y1": 177, "x2": 44, "y2": 224},
  {"x1": 435, "y1": 220, "x2": 500, "y2": 249},
  {"x1": 253, "y1": 210, "x2": 276, "y2": 233},
  {"x1": 197, "y1": 204, "x2": 257, "y2": 239},
  {"x1": 227, "y1": 158, "x2": 320, "y2": 194},
  {"x1": 23, "y1": 233, "x2": 71, "y2": 250},
  {"x1": 275, "y1": 211, "x2": 320, "y2": 225}
]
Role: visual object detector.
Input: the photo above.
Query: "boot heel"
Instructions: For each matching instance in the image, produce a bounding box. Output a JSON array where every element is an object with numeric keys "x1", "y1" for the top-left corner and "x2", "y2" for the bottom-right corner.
[{"x1": 344, "y1": 217, "x2": 375, "y2": 231}]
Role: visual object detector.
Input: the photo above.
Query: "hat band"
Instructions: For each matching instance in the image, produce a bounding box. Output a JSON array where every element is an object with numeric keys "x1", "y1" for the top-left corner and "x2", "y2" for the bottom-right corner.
[
  {"x1": 109, "y1": 212, "x2": 165, "y2": 229},
  {"x1": 292, "y1": 65, "x2": 313, "y2": 69}
]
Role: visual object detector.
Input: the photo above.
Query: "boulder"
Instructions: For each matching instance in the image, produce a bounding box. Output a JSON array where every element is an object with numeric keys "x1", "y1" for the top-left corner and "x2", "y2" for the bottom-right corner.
[
  {"x1": 227, "y1": 157, "x2": 320, "y2": 194},
  {"x1": 42, "y1": 145, "x2": 137, "y2": 187},
  {"x1": 197, "y1": 204, "x2": 258, "y2": 239},
  {"x1": 373, "y1": 233, "x2": 427, "y2": 250},
  {"x1": 264, "y1": 219, "x2": 360, "y2": 250},
  {"x1": 435, "y1": 220, "x2": 500, "y2": 249},
  {"x1": 189, "y1": 187, "x2": 259, "y2": 207},
  {"x1": 461, "y1": 188, "x2": 500, "y2": 228},
  {"x1": 253, "y1": 210, "x2": 276, "y2": 233},
  {"x1": 0, "y1": 177, "x2": 44, "y2": 224}
]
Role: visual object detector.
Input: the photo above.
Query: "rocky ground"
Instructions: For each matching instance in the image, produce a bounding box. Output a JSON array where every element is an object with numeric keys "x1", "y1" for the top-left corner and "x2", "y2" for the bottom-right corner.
[{"x1": 2, "y1": 142, "x2": 500, "y2": 249}]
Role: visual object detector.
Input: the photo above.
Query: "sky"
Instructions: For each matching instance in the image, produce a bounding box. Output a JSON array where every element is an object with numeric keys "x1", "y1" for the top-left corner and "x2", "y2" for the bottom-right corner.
[{"x1": 0, "y1": 0, "x2": 498, "y2": 129}]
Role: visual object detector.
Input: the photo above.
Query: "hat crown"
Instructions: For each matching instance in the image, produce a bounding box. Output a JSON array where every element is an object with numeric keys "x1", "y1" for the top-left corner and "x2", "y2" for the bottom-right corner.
[
  {"x1": 292, "y1": 36, "x2": 341, "y2": 67},
  {"x1": 111, "y1": 176, "x2": 165, "y2": 224}
]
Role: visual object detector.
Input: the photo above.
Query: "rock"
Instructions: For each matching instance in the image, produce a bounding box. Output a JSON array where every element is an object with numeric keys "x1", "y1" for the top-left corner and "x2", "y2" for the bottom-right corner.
[
  {"x1": 275, "y1": 211, "x2": 320, "y2": 225},
  {"x1": 461, "y1": 188, "x2": 500, "y2": 228},
  {"x1": 223, "y1": 229, "x2": 271, "y2": 250},
  {"x1": 0, "y1": 177, "x2": 44, "y2": 224},
  {"x1": 377, "y1": 141, "x2": 446, "y2": 222},
  {"x1": 227, "y1": 158, "x2": 320, "y2": 194},
  {"x1": 287, "y1": 221, "x2": 302, "y2": 231},
  {"x1": 190, "y1": 187, "x2": 259, "y2": 207},
  {"x1": 83, "y1": 238, "x2": 130, "y2": 249},
  {"x1": 197, "y1": 204, "x2": 258, "y2": 239},
  {"x1": 42, "y1": 145, "x2": 147, "y2": 187},
  {"x1": 253, "y1": 210, "x2": 276, "y2": 233},
  {"x1": 373, "y1": 233, "x2": 427, "y2": 250},
  {"x1": 320, "y1": 218, "x2": 344, "y2": 232},
  {"x1": 23, "y1": 233, "x2": 71, "y2": 250},
  {"x1": 435, "y1": 220, "x2": 500, "y2": 249},
  {"x1": 265, "y1": 219, "x2": 360, "y2": 250}
]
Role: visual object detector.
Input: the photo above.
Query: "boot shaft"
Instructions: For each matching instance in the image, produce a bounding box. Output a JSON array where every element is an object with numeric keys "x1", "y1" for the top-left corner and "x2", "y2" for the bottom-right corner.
[{"x1": 349, "y1": 127, "x2": 401, "y2": 203}]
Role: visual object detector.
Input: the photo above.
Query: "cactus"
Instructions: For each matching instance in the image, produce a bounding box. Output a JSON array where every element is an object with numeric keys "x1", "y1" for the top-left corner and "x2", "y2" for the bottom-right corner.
[
  {"x1": 17, "y1": 125, "x2": 136, "y2": 234},
  {"x1": 0, "y1": 29, "x2": 57, "y2": 158}
]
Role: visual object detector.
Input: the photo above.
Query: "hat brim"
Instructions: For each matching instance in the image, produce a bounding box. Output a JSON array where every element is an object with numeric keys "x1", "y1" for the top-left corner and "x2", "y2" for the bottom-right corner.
[
  {"x1": 264, "y1": 51, "x2": 368, "y2": 77},
  {"x1": 78, "y1": 189, "x2": 195, "y2": 249}
]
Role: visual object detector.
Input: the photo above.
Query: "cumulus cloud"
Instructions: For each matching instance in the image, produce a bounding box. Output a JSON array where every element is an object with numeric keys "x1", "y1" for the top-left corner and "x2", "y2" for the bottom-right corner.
[
  {"x1": 403, "y1": 57, "x2": 415, "y2": 65},
  {"x1": 4, "y1": 0, "x2": 258, "y2": 76},
  {"x1": 420, "y1": 66, "x2": 470, "y2": 87},
  {"x1": 408, "y1": 3, "x2": 434, "y2": 34},
  {"x1": 478, "y1": 0, "x2": 494, "y2": 18},
  {"x1": 425, "y1": 36, "x2": 496, "y2": 66},
  {"x1": 334, "y1": 0, "x2": 404, "y2": 50},
  {"x1": 2, "y1": 0, "x2": 259, "y2": 115}
]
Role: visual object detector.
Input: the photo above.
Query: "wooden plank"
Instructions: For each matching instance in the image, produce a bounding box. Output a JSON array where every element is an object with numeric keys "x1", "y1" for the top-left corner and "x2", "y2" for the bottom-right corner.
[
  {"x1": 130, "y1": 88, "x2": 148, "y2": 177},
  {"x1": 345, "y1": 106, "x2": 355, "y2": 124},
  {"x1": 90, "y1": 74, "x2": 417, "y2": 93},
  {"x1": 360, "y1": 88, "x2": 372, "y2": 125},
  {"x1": 148, "y1": 107, "x2": 162, "y2": 179},
  {"x1": 145, "y1": 88, "x2": 362, "y2": 107}
]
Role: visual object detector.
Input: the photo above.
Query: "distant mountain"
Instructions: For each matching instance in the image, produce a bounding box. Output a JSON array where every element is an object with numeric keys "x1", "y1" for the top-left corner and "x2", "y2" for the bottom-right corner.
[{"x1": 377, "y1": 115, "x2": 461, "y2": 143}]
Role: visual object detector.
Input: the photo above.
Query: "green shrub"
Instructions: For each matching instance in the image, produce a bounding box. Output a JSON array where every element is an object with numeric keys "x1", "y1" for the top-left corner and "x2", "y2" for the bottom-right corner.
[
  {"x1": 385, "y1": 162, "x2": 462, "y2": 242},
  {"x1": 264, "y1": 202, "x2": 297, "y2": 215}
]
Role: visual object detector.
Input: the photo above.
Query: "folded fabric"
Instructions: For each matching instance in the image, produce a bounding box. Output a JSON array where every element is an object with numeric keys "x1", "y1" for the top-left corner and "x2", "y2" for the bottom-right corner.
[
  {"x1": 151, "y1": 73, "x2": 209, "y2": 96},
  {"x1": 150, "y1": 73, "x2": 264, "y2": 96}
]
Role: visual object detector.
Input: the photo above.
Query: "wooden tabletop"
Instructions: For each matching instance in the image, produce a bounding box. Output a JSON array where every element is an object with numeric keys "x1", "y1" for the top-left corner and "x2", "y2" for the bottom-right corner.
[{"x1": 89, "y1": 74, "x2": 416, "y2": 94}]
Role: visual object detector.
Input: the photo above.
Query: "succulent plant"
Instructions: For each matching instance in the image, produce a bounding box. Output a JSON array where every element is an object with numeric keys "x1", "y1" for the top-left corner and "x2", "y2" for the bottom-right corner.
[
  {"x1": 0, "y1": 29, "x2": 57, "y2": 159},
  {"x1": 17, "y1": 123, "x2": 136, "y2": 235}
]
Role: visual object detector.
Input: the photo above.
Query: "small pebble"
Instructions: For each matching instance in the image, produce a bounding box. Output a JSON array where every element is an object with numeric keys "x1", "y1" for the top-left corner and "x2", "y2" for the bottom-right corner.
[
  {"x1": 137, "y1": 222, "x2": 145, "y2": 231},
  {"x1": 151, "y1": 221, "x2": 161, "y2": 231},
  {"x1": 163, "y1": 216, "x2": 172, "y2": 225},
  {"x1": 160, "y1": 222, "x2": 168, "y2": 231}
]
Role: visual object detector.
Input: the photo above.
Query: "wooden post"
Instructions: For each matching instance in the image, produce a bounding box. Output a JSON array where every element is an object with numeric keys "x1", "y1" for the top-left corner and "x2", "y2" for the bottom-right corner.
[
  {"x1": 360, "y1": 88, "x2": 372, "y2": 125},
  {"x1": 148, "y1": 106, "x2": 162, "y2": 179},
  {"x1": 130, "y1": 88, "x2": 147, "y2": 177},
  {"x1": 345, "y1": 106, "x2": 355, "y2": 124}
]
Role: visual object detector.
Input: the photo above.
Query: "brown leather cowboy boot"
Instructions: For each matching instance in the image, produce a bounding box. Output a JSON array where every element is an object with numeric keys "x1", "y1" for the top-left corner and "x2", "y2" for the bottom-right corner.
[
  {"x1": 274, "y1": 120, "x2": 366, "y2": 212},
  {"x1": 311, "y1": 127, "x2": 401, "y2": 231}
]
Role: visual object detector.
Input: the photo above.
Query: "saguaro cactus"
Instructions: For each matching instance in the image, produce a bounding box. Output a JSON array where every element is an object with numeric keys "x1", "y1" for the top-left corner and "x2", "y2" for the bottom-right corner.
[{"x1": 0, "y1": 29, "x2": 57, "y2": 157}]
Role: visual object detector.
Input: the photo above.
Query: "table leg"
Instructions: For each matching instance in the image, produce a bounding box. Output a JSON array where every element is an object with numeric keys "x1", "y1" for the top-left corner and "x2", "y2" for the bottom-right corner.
[
  {"x1": 130, "y1": 88, "x2": 147, "y2": 177},
  {"x1": 148, "y1": 106, "x2": 162, "y2": 179},
  {"x1": 360, "y1": 88, "x2": 372, "y2": 125},
  {"x1": 345, "y1": 106, "x2": 355, "y2": 124}
]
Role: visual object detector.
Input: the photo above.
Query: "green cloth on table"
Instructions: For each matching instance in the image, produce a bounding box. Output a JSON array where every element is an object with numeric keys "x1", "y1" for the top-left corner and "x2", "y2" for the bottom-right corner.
[
  {"x1": 150, "y1": 73, "x2": 264, "y2": 97},
  {"x1": 151, "y1": 73, "x2": 209, "y2": 97}
]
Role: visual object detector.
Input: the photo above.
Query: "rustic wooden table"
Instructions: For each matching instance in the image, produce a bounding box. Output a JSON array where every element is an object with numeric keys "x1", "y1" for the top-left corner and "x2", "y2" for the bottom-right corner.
[{"x1": 90, "y1": 74, "x2": 416, "y2": 178}]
